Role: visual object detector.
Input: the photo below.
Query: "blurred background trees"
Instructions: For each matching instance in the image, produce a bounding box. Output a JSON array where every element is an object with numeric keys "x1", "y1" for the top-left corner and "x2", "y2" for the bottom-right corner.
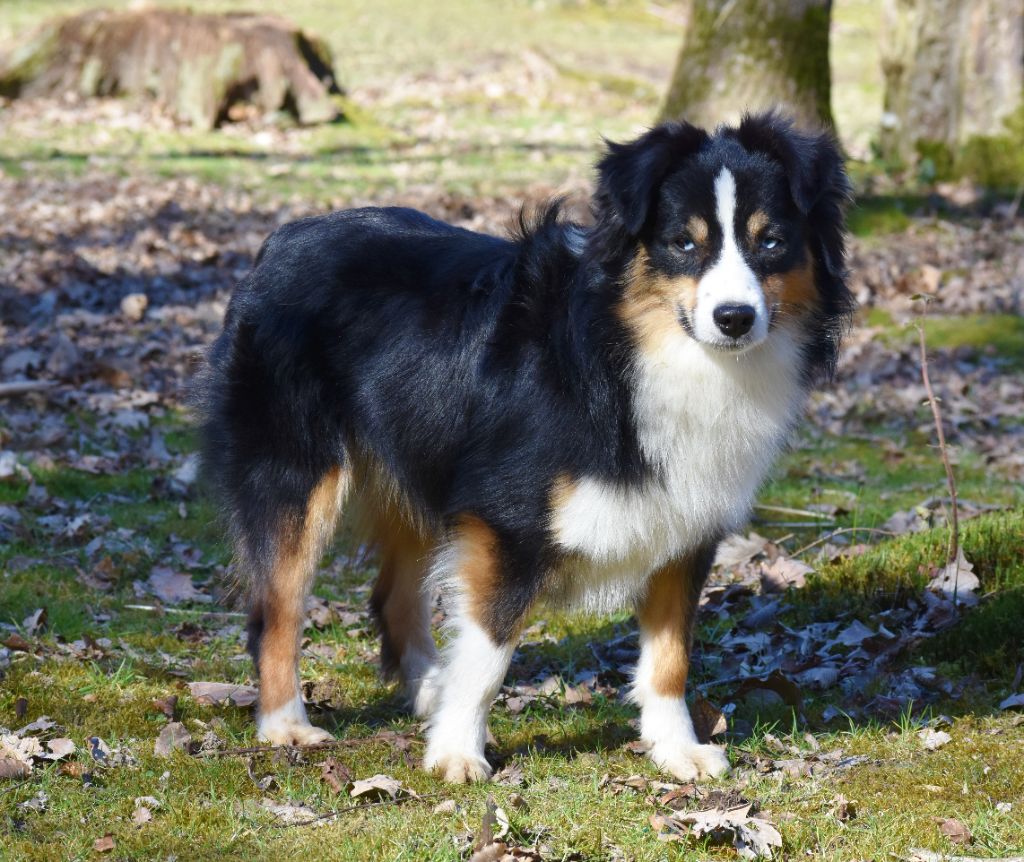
[
  {"x1": 879, "y1": 0, "x2": 1024, "y2": 184},
  {"x1": 661, "y1": 0, "x2": 834, "y2": 129},
  {"x1": 0, "y1": 0, "x2": 1020, "y2": 189}
]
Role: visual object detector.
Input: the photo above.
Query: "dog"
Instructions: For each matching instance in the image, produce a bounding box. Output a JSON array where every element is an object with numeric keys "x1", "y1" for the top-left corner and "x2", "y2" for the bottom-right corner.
[{"x1": 196, "y1": 111, "x2": 853, "y2": 783}]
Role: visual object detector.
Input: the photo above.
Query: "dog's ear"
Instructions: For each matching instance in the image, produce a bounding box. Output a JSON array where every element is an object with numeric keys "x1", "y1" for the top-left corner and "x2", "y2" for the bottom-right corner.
[
  {"x1": 735, "y1": 111, "x2": 849, "y2": 215},
  {"x1": 596, "y1": 122, "x2": 708, "y2": 236}
]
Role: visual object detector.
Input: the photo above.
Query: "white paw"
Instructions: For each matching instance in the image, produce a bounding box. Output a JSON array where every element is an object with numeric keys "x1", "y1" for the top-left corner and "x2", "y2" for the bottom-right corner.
[
  {"x1": 257, "y1": 717, "x2": 334, "y2": 746},
  {"x1": 423, "y1": 747, "x2": 493, "y2": 783},
  {"x1": 648, "y1": 742, "x2": 730, "y2": 781}
]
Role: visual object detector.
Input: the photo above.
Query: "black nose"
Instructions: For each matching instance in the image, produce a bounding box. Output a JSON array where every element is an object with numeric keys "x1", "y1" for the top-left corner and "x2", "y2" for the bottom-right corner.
[{"x1": 713, "y1": 304, "x2": 756, "y2": 338}]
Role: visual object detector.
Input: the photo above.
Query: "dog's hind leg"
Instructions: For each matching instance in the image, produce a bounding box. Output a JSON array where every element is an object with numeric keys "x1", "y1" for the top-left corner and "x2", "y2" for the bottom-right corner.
[
  {"x1": 423, "y1": 516, "x2": 535, "y2": 783},
  {"x1": 369, "y1": 511, "x2": 440, "y2": 717},
  {"x1": 244, "y1": 465, "x2": 348, "y2": 746}
]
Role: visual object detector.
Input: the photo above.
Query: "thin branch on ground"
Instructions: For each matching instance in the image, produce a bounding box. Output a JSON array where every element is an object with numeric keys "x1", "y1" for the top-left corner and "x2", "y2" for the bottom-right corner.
[
  {"x1": 0, "y1": 380, "x2": 57, "y2": 398},
  {"x1": 124, "y1": 604, "x2": 246, "y2": 618},
  {"x1": 0, "y1": 777, "x2": 33, "y2": 795},
  {"x1": 197, "y1": 732, "x2": 415, "y2": 759},
  {"x1": 792, "y1": 527, "x2": 899, "y2": 558},
  {"x1": 905, "y1": 850, "x2": 1024, "y2": 862},
  {"x1": 271, "y1": 792, "x2": 441, "y2": 829},
  {"x1": 916, "y1": 322, "x2": 960, "y2": 566},
  {"x1": 753, "y1": 503, "x2": 835, "y2": 521}
]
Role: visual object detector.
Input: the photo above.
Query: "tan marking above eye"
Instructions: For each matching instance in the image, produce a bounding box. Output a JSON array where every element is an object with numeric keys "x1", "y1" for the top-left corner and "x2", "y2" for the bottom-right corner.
[
  {"x1": 686, "y1": 215, "x2": 709, "y2": 244},
  {"x1": 747, "y1": 210, "x2": 769, "y2": 240}
]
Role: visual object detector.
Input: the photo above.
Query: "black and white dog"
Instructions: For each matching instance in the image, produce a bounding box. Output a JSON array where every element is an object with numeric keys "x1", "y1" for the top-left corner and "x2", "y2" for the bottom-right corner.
[{"x1": 197, "y1": 112, "x2": 852, "y2": 783}]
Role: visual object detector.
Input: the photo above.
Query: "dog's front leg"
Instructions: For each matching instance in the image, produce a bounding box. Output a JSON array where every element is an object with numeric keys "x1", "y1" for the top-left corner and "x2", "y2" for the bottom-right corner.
[
  {"x1": 423, "y1": 614, "x2": 515, "y2": 782},
  {"x1": 422, "y1": 515, "x2": 522, "y2": 783},
  {"x1": 632, "y1": 547, "x2": 730, "y2": 781}
]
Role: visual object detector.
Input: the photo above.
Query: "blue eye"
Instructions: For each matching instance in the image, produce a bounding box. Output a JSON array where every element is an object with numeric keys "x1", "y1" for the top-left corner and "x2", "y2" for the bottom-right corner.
[
  {"x1": 761, "y1": 236, "x2": 781, "y2": 250},
  {"x1": 678, "y1": 238, "x2": 696, "y2": 252}
]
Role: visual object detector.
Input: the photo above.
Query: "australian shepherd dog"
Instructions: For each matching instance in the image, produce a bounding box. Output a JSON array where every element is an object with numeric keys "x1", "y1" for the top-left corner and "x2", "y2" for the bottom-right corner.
[{"x1": 196, "y1": 112, "x2": 853, "y2": 783}]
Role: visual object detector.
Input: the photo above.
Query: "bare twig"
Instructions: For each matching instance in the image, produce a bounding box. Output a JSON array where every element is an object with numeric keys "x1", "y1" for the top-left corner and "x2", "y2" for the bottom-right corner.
[
  {"x1": 905, "y1": 850, "x2": 1024, "y2": 862},
  {"x1": 271, "y1": 791, "x2": 440, "y2": 829},
  {"x1": 753, "y1": 504, "x2": 834, "y2": 521},
  {"x1": 0, "y1": 777, "x2": 33, "y2": 795},
  {"x1": 753, "y1": 520, "x2": 837, "y2": 529},
  {"x1": 0, "y1": 380, "x2": 57, "y2": 398},
  {"x1": 196, "y1": 732, "x2": 414, "y2": 759},
  {"x1": 792, "y1": 527, "x2": 899, "y2": 558},
  {"x1": 123, "y1": 604, "x2": 246, "y2": 618},
  {"x1": 916, "y1": 324, "x2": 959, "y2": 565}
]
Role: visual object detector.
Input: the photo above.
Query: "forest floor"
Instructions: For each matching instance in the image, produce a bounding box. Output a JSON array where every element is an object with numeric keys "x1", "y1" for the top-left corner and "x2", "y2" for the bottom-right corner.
[{"x1": 1, "y1": 1, "x2": 1023, "y2": 861}]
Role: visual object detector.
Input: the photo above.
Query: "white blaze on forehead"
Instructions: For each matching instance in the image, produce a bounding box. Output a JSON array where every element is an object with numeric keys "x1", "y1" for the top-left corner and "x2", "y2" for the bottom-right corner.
[{"x1": 692, "y1": 168, "x2": 769, "y2": 346}]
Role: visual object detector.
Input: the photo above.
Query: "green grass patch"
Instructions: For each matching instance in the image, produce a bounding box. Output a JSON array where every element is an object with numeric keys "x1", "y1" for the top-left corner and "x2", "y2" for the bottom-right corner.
[{"x1": 794, "y1": 509, "x2": 1024, "y2": 611}]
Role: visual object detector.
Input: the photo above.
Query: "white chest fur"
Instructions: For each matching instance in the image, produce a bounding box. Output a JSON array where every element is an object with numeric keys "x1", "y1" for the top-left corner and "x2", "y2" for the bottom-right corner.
[{"x1": 548, "y1": 329, "x2": 806, "y2": 612}]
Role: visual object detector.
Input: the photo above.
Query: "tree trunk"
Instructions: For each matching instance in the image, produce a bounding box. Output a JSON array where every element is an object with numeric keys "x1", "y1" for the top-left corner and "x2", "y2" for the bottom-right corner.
[
  {"x1": 960, "y1": 0, "x2": 1024, "y2": 140},
  {"x1": 0, "y1": 9, "x2": 344, "y2": 130},
  {"x1": 660, "y1": 0, "x2": 834, "y2": 130},
  {"x1": 879, "y1": 0, "x2": 1023, "y2": 169}
]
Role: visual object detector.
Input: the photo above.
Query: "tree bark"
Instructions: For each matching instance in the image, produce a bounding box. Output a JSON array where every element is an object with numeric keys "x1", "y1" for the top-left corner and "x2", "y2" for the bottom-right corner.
[
  {"x1": 879, "y1": 0, "x2": 1023, "y2": 168},
  {"x1": 660, "y1": 0, "x2": 834, "y2": 130},
  {"x1": 0, "y1": 9, "x2": 343, "y2": 130}
]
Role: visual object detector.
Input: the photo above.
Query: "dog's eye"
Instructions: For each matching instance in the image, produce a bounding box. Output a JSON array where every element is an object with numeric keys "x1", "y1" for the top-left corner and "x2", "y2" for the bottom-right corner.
[
  {"x1": 761, "y1": 236, "x2": 782, "y2": 251},
  {"x1": 676, "y1": 237, "x2": 696, "y2": 252}
]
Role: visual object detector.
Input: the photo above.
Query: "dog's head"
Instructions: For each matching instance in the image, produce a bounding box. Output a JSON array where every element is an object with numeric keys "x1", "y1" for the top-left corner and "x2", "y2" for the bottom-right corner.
[{"x1": 595, "y1": 112, "x2": 853, "y2": 375}]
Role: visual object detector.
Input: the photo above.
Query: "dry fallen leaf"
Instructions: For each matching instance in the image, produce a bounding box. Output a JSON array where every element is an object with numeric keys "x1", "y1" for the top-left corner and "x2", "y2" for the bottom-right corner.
[
  {"x1": 320, "y1": 757, "x2": 353, "y2": 794},
  {"x1": 733, "y1": 670, "x2": 804, "y2": 709},
  {"x1": 715, "y1": 532, "x2": 769, "y2": 569},
  {"x1": 349, "y1": 773, "x2": 408, "y2": 801},
  {"x1": 0, "y1": 733, "x2": 41, "y2": 776},
  {"x1": 829, "y1": 794, "x2": 856, "y2": 821},
  {"x1": 998, "y1": 692, "x2": 1024, "y2": 710},
  {"x1": 42, "y1": 738, "x2": 76, "y2": 760},
  {"x1": 918, "y1": 728, "x2": 952, "y2": 751},
  {"x1": 150, "y1": 695, "x2": 178, "y2": 718},
  {"x1": 656, "y1": 802, "x2": 783, "y2": 860},
  {"x1": 22, "y1": 607, "x2": 47, "y2": 636},
  {"x1": 936, "y1": 816, "x2": 972, "y2": 844},
  {"x1": 492, "y1": 762, "x2": 525, "y2": 786},
  {"x1": 147, "y1": 567, "x2": 211, "y2": 605},
  {"x1": 93, "y1": 834, "x2": 116, "y2": 853},
  {"x1": 658, "y1": 784, "x2": 698, "y2": 810},
  {"x1": 692, "y1": 696, "x2": 728, "y2": 742},
  {"x1": 0, "y1": 755, "x2": 30, "y2": 778},
  {"x1": 929, "y1": 550, "x2": 980, "y2": 606},
  {"x1": 761, "y1": 557, "x2": 813, "y2": 593},
  {"x1": 260, "y1": 798, "x2": 319, "y2": 824},
  {"x1": 154, "y1": 722, "x2": 193, "y2": 757},
  {"x1": 188, "y1": 681, "x2": 258, "y2": 708}
]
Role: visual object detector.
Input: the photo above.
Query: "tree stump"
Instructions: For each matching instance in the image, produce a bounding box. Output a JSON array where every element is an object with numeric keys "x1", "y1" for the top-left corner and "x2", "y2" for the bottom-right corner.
[{"x1": 0, "y1": 9, "x2": 344, "y2": 129}]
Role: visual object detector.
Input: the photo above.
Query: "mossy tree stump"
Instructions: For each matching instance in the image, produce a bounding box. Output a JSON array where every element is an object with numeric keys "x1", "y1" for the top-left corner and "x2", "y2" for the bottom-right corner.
[
  {"x1": 660, "y1": 0, "x2": 834, "y2": 130},
  {"x1": 0, "y1": 8, "x2": 344, "y2": 129}
]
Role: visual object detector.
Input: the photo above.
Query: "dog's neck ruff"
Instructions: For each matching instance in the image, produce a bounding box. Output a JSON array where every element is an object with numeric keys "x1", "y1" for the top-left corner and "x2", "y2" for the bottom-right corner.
[{"x1": 550, "y1": 324, "x2": 805, "y2": 607}]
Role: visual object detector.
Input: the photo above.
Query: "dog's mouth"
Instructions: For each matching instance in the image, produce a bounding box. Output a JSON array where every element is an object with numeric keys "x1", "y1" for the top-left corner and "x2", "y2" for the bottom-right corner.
[{"x1": 677, "y1": 307, "x2": 769, "y2": 353}]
